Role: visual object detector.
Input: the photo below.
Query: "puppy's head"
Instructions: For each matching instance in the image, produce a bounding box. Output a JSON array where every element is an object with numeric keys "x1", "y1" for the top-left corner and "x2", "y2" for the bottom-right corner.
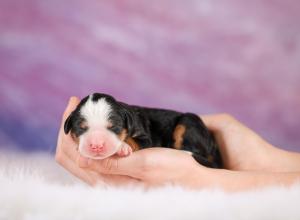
[{"x1": 64, "y1": 93, "x2": 137, "y2": 159}]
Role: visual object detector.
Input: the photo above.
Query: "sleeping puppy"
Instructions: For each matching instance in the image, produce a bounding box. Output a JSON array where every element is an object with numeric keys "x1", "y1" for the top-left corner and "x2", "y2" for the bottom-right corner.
[{"x1": 64, "y1": 93, "x2": 222, "y2": 168}]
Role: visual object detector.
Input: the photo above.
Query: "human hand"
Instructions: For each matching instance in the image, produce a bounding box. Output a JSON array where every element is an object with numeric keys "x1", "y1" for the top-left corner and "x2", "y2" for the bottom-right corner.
[
  {"x1": 79, "y1": 145, "x2": 300, "y2": 191},
  {"x1": 55, "y1": 97, "x2": 139, "y2": 186},
  {"x1": 79, "y1": 147, "x2": 210, "y2": 188},
  {"x1": 78, "y1": 113, "x2": 277, "y2": 188},
  {"x1": 201, "y1": 114, "x2": 277, "y2": 171}
]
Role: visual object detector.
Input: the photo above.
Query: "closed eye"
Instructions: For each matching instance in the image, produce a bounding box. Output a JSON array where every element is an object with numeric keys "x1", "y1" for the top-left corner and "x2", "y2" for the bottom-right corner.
[
  {"x1": 73, "y1": 125, "x2": 88, "y2": 137},
  {"x1": 73, "y1": 120, "x2": 88, "y2": 137},
  {"x1": 79, "y1": 124, "x2": 88, "y2": 130},
  {"x1": 108, "y1": 125, "x2": 122, "y2": 134}
]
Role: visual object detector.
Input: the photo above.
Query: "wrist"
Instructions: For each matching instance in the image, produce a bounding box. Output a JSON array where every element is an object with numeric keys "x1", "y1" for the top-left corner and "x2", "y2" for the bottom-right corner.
[
  {"x1": 241, "y1": 142, "x2": 283, "y2": 172},
  {"x1": 255, "y1": 143, "x2": 280, "y2": 171},
  {"x1": 189, "y1": 167, "x2": 253, "y2": 192},
  {"x1": 187, "y1": 166, "x2": 245, "y2": 191},
  {"x1": 266, "y1": 146, "x2": 300, "y2": 172},
  {"x1": 184, "y1": 165, "x2": 220, "y2": 189}
]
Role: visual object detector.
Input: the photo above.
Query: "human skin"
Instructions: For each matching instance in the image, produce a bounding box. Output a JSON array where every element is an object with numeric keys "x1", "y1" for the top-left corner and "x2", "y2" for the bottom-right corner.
[{"x1": 55, "y1": 97, "x2": 300, "y2": 191}]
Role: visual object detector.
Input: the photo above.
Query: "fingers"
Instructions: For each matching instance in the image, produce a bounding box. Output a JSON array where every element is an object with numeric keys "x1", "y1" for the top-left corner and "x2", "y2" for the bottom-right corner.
[
  {"x1": 55, "y1": 148, "x2": 100, "y2": 186},
  {"x1": 99, "y1": 173, "x2": 141, "y2": 186},
  {"x1": 61, "y1": 96, "x2": 80, "y2": 127},
  {"x1": 57, "y1": 144, "x2": 140, "y2": 186},
  {"x1": 80, "y1": 148, "x2": 189, "y2": 180},
  {"x1": 56, "y1": 148, "x2": 139, "y2": 186},
  {"x1": 58, "y1": 97, "x2": 81, "y2": 158},
  {"x1": 55, "y1": 96, "x2": 98, "y2": 185},
  {"x1": 117, "y1": 144, "x2": 133, "y2": 157},
  {"x1": 58, "y1": 131, "x2": 80, "y2": 164},
  {"x1": 79, "y1": 152, "x2": 145, "y2": 179},
  {"x1": 78, "y1": 155, "x2": 142, "y2": 184}
]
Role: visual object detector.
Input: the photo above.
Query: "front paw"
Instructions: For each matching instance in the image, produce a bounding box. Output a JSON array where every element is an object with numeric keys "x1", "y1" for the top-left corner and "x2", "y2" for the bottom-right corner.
[{"x1": 116, "y1": 144, "x2": 133, "y2": 157}]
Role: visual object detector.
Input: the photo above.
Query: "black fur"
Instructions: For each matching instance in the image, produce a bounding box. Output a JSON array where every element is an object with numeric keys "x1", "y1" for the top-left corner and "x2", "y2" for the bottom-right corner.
[
  {"x1": 64, "y1": 93, "x2": 223, "y2": 168},
  {"x1": 64, "y1": 96, "x2": 89, "y2": 136}
]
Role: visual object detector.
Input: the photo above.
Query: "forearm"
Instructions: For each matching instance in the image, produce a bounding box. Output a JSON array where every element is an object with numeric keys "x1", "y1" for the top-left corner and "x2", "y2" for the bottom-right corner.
[
  {"x1": 267, "y1": 147, "x2": 300, "y2": 172},
  {"x1": 243, "y1": 143, "x2": 300, "y2": 172},
  {"x1": 198, "y1": 169, "x2": 300, "y2": 192}
]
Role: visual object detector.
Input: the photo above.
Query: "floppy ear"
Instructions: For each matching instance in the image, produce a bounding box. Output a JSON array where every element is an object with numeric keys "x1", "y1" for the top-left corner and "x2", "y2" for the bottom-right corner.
[
  {"x1": 125, "y1": 110, "x2": 150, "y2": 139},
  {"x1": 123, "y1": 109, "x2": 134, "y2": 136},
  {"x1": 120, "y1": 103, "x2": 150, "y2": 139},
  {"x1": 64, "y1": 112, "x2": 74, "y2": 134}
]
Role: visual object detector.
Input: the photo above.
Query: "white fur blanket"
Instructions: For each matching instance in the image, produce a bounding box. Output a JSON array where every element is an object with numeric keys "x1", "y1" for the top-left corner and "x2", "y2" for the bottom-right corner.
[{"x1": 0, "y1": 151, "x2": 300, "y2": 220}]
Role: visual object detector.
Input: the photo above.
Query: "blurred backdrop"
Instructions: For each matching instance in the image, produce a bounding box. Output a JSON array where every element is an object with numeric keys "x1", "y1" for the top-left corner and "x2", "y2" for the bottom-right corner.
[{"x1": 0, "y1": 0, "x2": 299, "y2": 153}]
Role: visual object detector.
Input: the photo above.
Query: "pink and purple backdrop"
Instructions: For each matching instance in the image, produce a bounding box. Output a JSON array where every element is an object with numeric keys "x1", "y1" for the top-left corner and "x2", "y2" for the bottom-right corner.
[{"x1": 0, "y1": 0, "x2": 299, "y2": 153}]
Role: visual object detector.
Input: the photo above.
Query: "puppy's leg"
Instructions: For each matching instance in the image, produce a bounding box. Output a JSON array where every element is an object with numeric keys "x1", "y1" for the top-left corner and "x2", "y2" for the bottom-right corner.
[
  {"x1": 173, "y1": 113, "x2": 222, "y2": 168},
  {"x1": 116, "y1": 143, "x2": 133, "y2": 157}
]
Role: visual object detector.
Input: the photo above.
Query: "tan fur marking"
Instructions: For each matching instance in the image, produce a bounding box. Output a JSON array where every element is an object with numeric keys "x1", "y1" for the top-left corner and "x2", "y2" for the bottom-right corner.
[
  {"x1": 79, "y1": 121, "x2": 88, "y2": 130},
  {"x1": 118, "y1": 129, "x2": 128, "y2": 141},
  {"x1": 125, "y1": 137, "x2": 140, "y2": 151},
  {"x1": 207, "y1": 155, "x2": 214, "y2": 163},
  {"x1": 173, "y1": 125, "x2": 186, "y2": 149},
  {"x1": 118, "y1": 130, "x2": 140, "y2": 151}
]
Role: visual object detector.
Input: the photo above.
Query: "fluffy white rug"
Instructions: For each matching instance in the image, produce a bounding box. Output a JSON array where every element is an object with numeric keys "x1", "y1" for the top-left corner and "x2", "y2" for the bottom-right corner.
[{"x1": 0, "y1": 151, "x2": 300, "y2": 220}]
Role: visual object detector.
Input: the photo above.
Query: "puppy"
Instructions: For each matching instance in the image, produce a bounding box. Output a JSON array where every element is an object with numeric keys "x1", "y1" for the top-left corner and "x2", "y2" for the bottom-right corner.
[{"x1": 64, "y1": 93, "x2": 222, "y2": 168}]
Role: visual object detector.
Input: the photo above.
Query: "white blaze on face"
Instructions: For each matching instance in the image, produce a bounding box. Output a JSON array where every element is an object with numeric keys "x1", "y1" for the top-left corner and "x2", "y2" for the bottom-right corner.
[
  {"x1": 80, "y1": 95, "x2": 111, "y2": 129},
  {"x1": 78, "y1": 95, "x2": 123, "y2": 159}
]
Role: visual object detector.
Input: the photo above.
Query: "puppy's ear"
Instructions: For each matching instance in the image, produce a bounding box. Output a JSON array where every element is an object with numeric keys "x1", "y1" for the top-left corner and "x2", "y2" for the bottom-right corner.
[
  {"x1": 119, "y1": 103, "x2": 149, "y2": 139},
  {"x1": 124, "y1": 109, "x2": 134, "y2": 136},
  {"x1": 130, "y1": 114, "x2": 150, "y2": 139},
  {"x1": 124, "y1": 109, "x2": 150, "y2": 139},
  {"x1": 64, "y1": 112, "x2": 75, "y2": 134}
]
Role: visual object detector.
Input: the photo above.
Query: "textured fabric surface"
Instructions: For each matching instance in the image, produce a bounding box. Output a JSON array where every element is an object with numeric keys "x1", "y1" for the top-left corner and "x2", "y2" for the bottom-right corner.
[
  {"x1": 0, "y1": 0, "x2": 299, "y2": 152},
  {"x1": 1, "y1": 151, "x2": 300, "y2": 220}
]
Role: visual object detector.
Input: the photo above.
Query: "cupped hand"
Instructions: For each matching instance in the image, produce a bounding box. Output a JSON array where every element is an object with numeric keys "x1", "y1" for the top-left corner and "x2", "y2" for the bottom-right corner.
[
  {"x1": 78, "y1": 113, "x2": 278, "y2": 187},
  {"x1": 79, "y1": 147, "x2": 210, "y2": 188},
  {"x1": 201, "y1": 114, "x2": 276, "y2": 171}
]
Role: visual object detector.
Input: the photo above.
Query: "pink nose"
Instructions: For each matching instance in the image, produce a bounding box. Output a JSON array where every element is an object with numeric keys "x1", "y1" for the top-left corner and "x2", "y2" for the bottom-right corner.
[{"x1": 89, "y1": 142, "x2": 106, "y2": 153}]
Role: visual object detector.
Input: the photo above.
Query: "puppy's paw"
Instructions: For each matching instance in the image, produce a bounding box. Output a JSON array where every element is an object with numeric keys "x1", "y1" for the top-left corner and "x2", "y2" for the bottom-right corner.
[{"x1": 116, "y1": 144, "x2": 132, "y2": 157}]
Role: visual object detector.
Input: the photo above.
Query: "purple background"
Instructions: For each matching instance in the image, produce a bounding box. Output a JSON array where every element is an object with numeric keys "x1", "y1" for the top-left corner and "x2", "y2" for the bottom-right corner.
[{"x1": 0, "y1": 0, "x2": 299, "y2": 153}]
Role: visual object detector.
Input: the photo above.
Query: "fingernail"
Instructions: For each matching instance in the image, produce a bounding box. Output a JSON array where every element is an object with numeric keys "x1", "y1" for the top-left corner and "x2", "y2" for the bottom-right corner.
[{"x1": 78, "y1": 156, "x2": 90, "y2": 168}]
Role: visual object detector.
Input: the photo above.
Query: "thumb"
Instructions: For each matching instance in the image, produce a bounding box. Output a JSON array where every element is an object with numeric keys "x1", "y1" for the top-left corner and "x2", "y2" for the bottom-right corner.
[{"x1": 63, "y1": 97, "x2": 80, "y2": 119}]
